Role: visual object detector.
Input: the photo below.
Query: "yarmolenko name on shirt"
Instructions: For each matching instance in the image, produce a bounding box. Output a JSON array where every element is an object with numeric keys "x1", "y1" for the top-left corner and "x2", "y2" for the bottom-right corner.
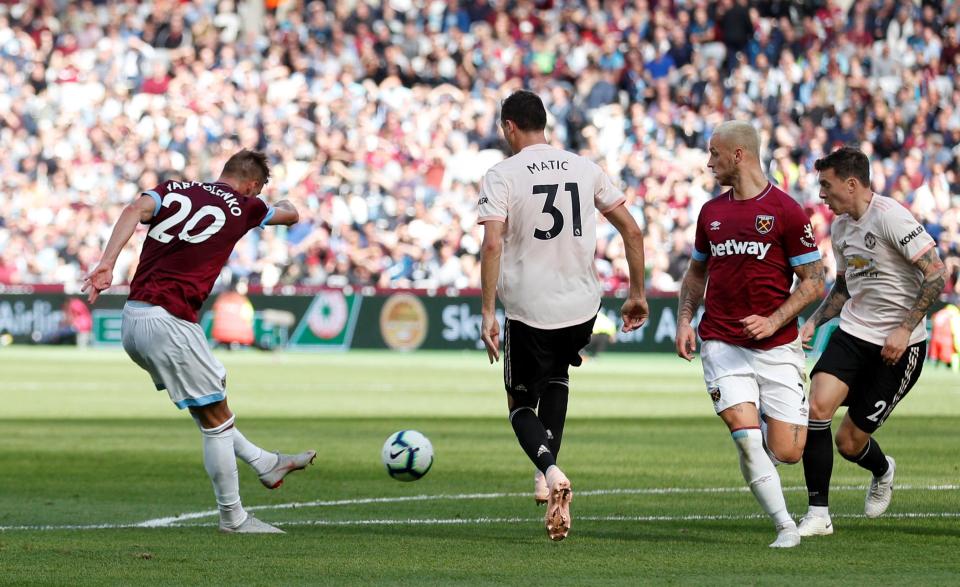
[{"x1": 165, "y1": 181, "x2": 244, "y2": 217}]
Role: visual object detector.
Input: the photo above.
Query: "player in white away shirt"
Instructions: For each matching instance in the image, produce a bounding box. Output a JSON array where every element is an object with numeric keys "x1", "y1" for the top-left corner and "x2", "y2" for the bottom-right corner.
[
  {"x1": 477, "y1": 90, "x2": 649, "y2": 541},
  {"x1": 798, "y1": 147, "x2": 946, "y2": 537}
]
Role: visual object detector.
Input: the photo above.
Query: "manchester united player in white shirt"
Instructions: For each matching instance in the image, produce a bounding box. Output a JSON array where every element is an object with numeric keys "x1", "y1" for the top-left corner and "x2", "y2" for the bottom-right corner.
[
  {"x1": 478, "y1": 90, "x2": 649, "y2": 541},
  {"x1": 798, "y1": 147, "x2": 946, "y2": 537}
]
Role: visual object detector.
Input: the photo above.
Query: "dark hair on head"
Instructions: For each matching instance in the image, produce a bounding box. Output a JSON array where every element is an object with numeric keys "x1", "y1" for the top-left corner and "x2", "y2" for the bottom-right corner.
[
  {"x1": 221, "y1": 149, "x2": 271, "y2": 184},
  {"x1": 814, "y1": 146, "x2": 870, "y2": 187},
  {"x1": 500, "y1": 90, "x2": 547, "y2": 131}
]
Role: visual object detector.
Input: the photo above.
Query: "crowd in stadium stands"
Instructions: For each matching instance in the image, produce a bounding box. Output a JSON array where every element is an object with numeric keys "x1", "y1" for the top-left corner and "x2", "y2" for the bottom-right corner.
[{"x1": 0, "y1": 0, "x2": 959, "y2": 300}]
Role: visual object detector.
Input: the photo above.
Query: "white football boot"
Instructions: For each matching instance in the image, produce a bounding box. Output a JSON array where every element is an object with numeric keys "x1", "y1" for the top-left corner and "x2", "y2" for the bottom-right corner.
[
  {"x1": 798, "y1": 512, "x2": 834, "y2": 537},
  {"x1": 220, "y1": 514, "x2": 285, "y2": 534},
  {"x1": 259, "y1": 450, "x2": 317, "y2": 489},
  {"x1": 769, "y1": 521, "x2": 801, "y2": 548},
  {"x1": 865, "y1": 456, "x2": 896, "y2": 518}
]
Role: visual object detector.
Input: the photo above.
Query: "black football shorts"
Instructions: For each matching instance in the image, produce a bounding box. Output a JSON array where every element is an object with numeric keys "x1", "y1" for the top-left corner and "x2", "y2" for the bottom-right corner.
[
  {"x1": 812, "y1": 327, "x2": 925, "y2": 433},
  {"x1": 502, "y1": 314, "x2": 596, "y2": 401}
]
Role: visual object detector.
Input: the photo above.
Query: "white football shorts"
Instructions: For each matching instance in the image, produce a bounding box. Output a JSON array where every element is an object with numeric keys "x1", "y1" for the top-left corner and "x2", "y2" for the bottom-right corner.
[
  {"x1": 121, "y1": 301, "x2": 227, "y2": 409},
  {"x1": 700, "y1": 336, "x2": 808, "y2": 426}
]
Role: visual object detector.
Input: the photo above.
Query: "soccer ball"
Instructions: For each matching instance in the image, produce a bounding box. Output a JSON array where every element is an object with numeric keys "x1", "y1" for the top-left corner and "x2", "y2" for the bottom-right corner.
[{"x1": 381, "y1": 430, "x2": 434, "y2": 481}]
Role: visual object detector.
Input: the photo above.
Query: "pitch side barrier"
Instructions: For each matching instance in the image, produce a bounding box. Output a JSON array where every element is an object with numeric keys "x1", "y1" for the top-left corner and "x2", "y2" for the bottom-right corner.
[{"x1": 0, "y1": 287, "x2": 941, "y2": 353}]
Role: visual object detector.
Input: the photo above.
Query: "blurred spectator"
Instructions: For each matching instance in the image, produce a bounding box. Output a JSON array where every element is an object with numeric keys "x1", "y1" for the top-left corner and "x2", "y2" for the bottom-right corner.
[
  {"x1": 0, "y1": 0, "x2": 958, "y2": 302},
  {"x1": 34, "y1": 297, "x2": 92, "y2": 346}
]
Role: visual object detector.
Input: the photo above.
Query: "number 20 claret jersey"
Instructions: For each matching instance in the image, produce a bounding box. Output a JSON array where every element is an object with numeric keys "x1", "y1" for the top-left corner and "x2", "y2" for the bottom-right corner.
[
  {"x1": 692, "y1": 183, "x2": 821, "y2": 350},
  {"x1": 477, "y1": 143, "x2": 626, "y2": 329},
  {"x1": 128, "y1": 180, "x2": 274, "y2": 323}
]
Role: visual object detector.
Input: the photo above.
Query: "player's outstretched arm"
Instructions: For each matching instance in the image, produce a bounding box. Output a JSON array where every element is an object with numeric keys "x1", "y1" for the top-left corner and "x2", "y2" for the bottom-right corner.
[
  {"x1": 742, "y1": 259, "x2": 825, "y2": 341},
  {"x1": 603, "y1": 205, "x2": 648, "y2": 331},
  {"x1": 479, "y1": 220, "x2": 504, "y2": 364},
  {"x1": 800, "y1": 272, "x2": 850, "y2": 348},
  {"x1": 264, "y1": 199, "x2": 300, "y2": 226},
  {"x1": 881, "y1": 247, "x2": 947, "y2": 364},
  {"x1": 676, "y1": 258, "x2": 707, "y2": 361},
  {"x1": 82, "y1": 194, "x2": 156, "y2": 304}
]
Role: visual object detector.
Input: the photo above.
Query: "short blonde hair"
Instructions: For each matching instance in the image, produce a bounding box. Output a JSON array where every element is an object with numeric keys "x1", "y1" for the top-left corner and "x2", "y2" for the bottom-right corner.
[{"x1": 712, "y1": 120, "x2": 760, "y2": 157}]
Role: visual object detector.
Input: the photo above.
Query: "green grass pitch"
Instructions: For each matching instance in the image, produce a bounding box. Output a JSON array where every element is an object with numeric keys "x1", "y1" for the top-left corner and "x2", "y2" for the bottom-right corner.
[{"x1": 1, "y1": 347, "x2": 958, "y2": 585}]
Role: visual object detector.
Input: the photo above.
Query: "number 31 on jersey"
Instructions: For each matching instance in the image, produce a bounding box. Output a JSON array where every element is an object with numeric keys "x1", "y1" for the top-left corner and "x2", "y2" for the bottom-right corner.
[{"x1": 533, "y1": 183, "x2": 581, "y2": 240}]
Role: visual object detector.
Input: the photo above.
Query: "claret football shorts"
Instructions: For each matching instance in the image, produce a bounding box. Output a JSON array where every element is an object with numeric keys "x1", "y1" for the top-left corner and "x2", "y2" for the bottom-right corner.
[
  {"x1": 700, "y1": 337, "x2": 808, "y2": 425},
  {"x1": 121, "y1": 301, "x2": 228, "y2": 409}
]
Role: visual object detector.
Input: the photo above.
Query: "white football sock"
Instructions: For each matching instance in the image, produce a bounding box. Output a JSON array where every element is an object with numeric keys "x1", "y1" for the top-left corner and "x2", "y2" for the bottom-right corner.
[
  {"x1": 232, "y1": 427, "x2": 279, "y2": 475},
  {"x1": 200, "y1": 416, "x2": 246, "y2": 527},
  {"x1": 732, "y1": 428, "x2": 792, "y2": 528}
]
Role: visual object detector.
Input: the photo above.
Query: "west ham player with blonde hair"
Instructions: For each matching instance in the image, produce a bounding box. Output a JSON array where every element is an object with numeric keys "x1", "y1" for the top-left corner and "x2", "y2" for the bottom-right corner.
[
  {"x1": 797, "y1": 147, "x2": 946, "y2": 537},
  {"x1": 478, "y1": 90, "x2": 649, "y2": 541},
  {"x1": 83, "y1": 149, "x2": 315, "y2": 534},
  {"x1": 676, "y1": 120, "x2": 826, "y2": 548}
]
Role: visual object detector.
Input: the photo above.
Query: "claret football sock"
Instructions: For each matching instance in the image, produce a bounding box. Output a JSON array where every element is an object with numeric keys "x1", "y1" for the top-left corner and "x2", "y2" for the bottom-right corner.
[
  {"x1": 233, "y1": 426, "x2": 280, "y2": 475},
  {"x1": 510, "y1": 406, "x2": 556, "y2": 472}
]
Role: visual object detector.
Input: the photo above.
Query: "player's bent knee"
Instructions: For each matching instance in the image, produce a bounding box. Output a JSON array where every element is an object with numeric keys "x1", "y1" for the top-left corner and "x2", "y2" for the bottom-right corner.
[
  {"x1": 773, "y1": 448, "x2": 802, "y2": 464},
  {"x1": 807, "y1": 395, "x2": 837, "y2": 421},
  {"x1": 835, "y1": 434, "x2": 865, "y2": 459},
  {"x1": 506, "y1": 390, "x2": 537, "y2": 412},
  {"x1": 190, "y1": 400, "x2": 234, "y2": 430}
]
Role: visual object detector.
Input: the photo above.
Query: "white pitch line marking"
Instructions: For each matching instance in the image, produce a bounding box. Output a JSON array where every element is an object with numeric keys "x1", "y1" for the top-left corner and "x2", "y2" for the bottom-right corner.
[
  {"x1": 1, "y1": 484, "x2": 957, "y2": 532},
  {"x1": 5, "y1": 511, "x2": 960, "y2": 532},
  {"x1": 149, "y1": 511, "x2": 960, "y2": 529}
]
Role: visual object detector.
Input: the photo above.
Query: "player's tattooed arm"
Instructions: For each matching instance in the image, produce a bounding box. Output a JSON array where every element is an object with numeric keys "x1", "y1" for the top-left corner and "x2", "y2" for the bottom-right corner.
[
  {"x1": 809, "y1": 272, "x2": 849, "y2": 327},
  {"x1": 677, "y1": 259, "x2": 707, "y2": 326},
  {"x1": 767, "y1": 259, "x2": 826, "y2": 330},
  {"x1": 676, "y1": 259, "x2": 706, "y2": 360},
  {"x1": 899, "y1": 247, "x2": 947, "y2": 331}
]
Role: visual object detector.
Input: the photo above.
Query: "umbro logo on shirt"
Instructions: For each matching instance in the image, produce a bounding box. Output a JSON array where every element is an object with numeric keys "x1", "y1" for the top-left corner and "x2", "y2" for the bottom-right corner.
[{"x1": 710, "y1": 221, "x2": 721, "y2": 231}]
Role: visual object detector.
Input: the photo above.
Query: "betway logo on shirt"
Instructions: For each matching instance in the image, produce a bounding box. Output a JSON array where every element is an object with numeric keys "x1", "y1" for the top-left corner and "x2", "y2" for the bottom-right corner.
[{"x1": 710, "y1": 239, "x2": 772, "y2": 260}]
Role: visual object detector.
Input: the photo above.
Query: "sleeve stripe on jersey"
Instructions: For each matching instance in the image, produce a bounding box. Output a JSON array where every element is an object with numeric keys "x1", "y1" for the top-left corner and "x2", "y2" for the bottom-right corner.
[
  {"x1": 599, "y1": 198, "x2": 626, "y2": 214},
  {"x1": 478, "y1": 215, "x2": 506, "y2": 223},
  {"x1": 144, "y1": 190, "x2": 162, "y2": 217},
  {"x1": 259, "y1": 206, "x2": 276, "y2": 229},
  {"x1": 910, "y1": 241, "x2": 935, "y2": 262},
  {"x1": 691, "y1": 248, "x2": 709, "y2": 262},
  {"x1": 789, "y1": 250, "x2": 822, "y2": 267}
]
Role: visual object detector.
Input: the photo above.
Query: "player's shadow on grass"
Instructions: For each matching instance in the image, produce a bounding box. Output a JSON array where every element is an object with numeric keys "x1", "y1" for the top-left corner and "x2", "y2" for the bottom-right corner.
[
  {"x1": 846, "y1": 521, "x2": 960, "y2": 539},
  {"x1": 559, "y1": 520, "x2": 772, "y2": 544}
]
